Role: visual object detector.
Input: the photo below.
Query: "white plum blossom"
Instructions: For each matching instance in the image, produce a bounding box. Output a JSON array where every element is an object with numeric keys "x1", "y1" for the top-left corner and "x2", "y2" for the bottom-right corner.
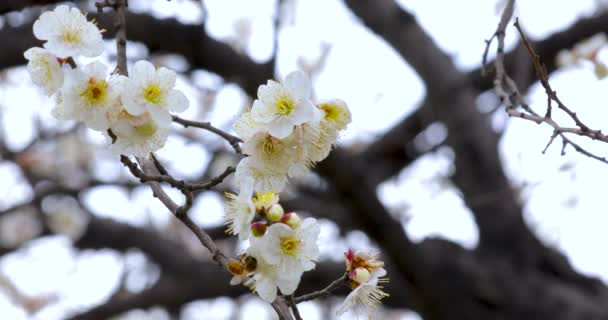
[
  {"x1": 336, "y1": 268, "x2": 389, "y2": 317},
  {"x1": 53, "y1": 61, "x2": 119, "y2": 130},
  {"x1": 251, "y1": 70, "x2": 315, "y2": 139},
  {"x1": 250, "y1": 217, "x2": 319, "y2": 281},
  {"x1": 33, "y1": 5, "x2": 104, "y2": 58},
  {"x1": 337, "y1": 249, "x2": 389, "y2": 318},
  {"x1": 235, "y1": 157, "x2": 288, "y2": 194},
  {"x1": 318, "y1": 99, "x2": 352, "y2": 131},
  {"x1": 107, "y1": 109, "x2": 170, "y2": 157},
  {"x1": 23, "y1": 47, "x2": 64, "y2": 96},
  {"x1": 119, "y1": 60, "x2": 189, "y2": 127},
  {"x1": 245, "y1": 245, "x2": 302, "y2": 302},
  {"x1": 224, "y1": 177, "x2": 256, "y2": 240}
]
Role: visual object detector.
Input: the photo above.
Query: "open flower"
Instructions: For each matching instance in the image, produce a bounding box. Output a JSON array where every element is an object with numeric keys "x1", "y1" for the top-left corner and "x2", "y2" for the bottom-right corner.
[
  {"x1": 251, "y1": 217, "x2": 319, "y2": 278},
  {"x1": 251, "y1": 70, "x2": 315, "y2": 139},
  {"x1": 33, "y1": 5, "x2": 104, "y2": 58},
  {"x1": 53, "y1": 61, "x2": 119, "y2": 130},
  {"x1": 119, "y1": 60, "x2": 189, "y2": 127},
  {"x1": 224, "y1": 177, "x2": 256, "y2": 240},
  {"x1": 337, "y1": 249, "x2": 389, "y2": 318},
  {"x1": 318, "y1": 99, "x2": 352, "y2": 131},
  {"x1": 23, "y1": 47, "x2": 64, "y2": 96},
  {"x1": 107, "y1": 108, "x2": 169, "y2": 157}
]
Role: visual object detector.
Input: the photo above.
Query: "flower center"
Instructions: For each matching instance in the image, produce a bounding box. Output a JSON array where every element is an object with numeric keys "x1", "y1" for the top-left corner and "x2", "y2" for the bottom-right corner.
[
  {"x1": 280, "y1": 237, "x2": 301, "y2": 256},
  {"x1": 81, "y1": 78, "x2": 107, "y2": 105},
  {"x1": 61, "y1": 29, "x2": 80, "y2": 44},
  {"x1": 144, "y1": 85, "x2": 162, "y2": 104},
  {"x1": 320, "y1": 103, "x2": 340, "y2": 122},
  {"x1": 262, "y1": 135, "x2": 280, "y2": 155},
  {"x1": 276, "y1": 98, "x2": 294, "y2": 116}
]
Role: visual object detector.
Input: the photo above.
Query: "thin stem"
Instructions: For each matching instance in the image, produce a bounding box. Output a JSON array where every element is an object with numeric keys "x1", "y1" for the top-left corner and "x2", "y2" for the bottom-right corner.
[
  {"x1": 172, "y1": 115, "x2": 243, "y2": 154},
  {"x1": 294, "y1": 273, "x2": 348, "y2": 303}
]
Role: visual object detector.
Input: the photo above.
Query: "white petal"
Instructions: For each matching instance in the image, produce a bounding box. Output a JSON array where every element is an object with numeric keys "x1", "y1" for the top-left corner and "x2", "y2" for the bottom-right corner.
[
  {"x1": 257, "y1": 80, "x2": 283, "y2": 103},
  {"x1": 149, "y1": 108, "x2": 172, "y2": 127},
  {"x1": 276, "y1": 272, "x2": 302, "y2": 295},
  {"x1": 290, "y1": 99, "x2": 315, "y2": 125},
  {"x1": 157, "y1": 67, "x2": 177, "y2": 91},
  {"x1": 167, "y1": 90, "x2": 189, "y2": 113},
  {"x1": 251, "y1": 99, "x2": 277, "y2": 124},
  {"x1": 267, "y1": 117, "x2": 294, "y2": 139},
  {"x1": 131, "y1": 60, "x2": 156, "y2": 85},
  {"x1": 84, "y1": 61, "x2": 108, "y2": 80},
  {"x1": 284, "y1": 70, "x2": 311, "y2": 100},
  {"x1": 256, "y1": 277, "x2": 278, "y2": 302}
]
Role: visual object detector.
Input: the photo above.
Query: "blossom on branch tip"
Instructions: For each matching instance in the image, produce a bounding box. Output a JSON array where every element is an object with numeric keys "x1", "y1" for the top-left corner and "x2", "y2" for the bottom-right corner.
[
  {"x1": 251, "y1": 70, "x2": 315, "y2": 139},
  {"x1": 23, "y1": 47, "x2": 64, "y2": 96},
  {"x1": 33, "y1": 5, "x2": 104, "y2": 58},
  {"x1": 337, "y1": 249, "x2": 389, "y2": 318},
  {"x1": 53, "y1": 61, "x2": 119, "y2": 130},
  {"x1": 118, "y1": 60, "x2": 189, "y2": 127}
]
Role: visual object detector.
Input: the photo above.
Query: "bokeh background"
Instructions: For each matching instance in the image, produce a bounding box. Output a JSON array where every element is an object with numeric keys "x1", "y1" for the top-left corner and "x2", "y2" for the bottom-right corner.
[{"x1": 1, "y1": 0, "x2": 608, "y2": 319}]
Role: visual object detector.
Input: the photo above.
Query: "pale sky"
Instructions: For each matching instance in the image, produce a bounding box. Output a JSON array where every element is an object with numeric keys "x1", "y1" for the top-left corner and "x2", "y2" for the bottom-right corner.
[{"x1": 1, "y1": 0, "x2": 608, "y2": 319}]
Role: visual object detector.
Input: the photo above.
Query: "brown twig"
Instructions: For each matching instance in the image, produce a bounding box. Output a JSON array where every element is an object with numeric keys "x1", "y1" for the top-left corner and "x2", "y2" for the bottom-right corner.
[
  {"x1": 172, "y1": 115, "x2": 243, "y2": 154},
  {"x1": 486, "y1": 0, "x2": 608, "y2": 164},
  {"x1": 287, "y1": 295, "x2": 303, "y2": 320},
  {"x1": 294, "y1": 273, "x2": 348, "y2": 303}
]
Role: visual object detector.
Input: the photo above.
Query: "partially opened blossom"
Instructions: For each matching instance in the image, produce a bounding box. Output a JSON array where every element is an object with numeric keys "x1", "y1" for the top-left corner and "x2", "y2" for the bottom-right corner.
[
  {"x1": 251, "y1": 70, "x2": 315, "y2": 139},
  {"x1": 119, "y1": 60, "x2": 189, "y2": 127},
  {"x1": 53, "y1": 61, "x2": 120, "y2": 130},
  {"x1": 33, "y1": 5, "x2": 104, "y2": 58},
  {"x1": 107, "y1": 108, "x2": 169, "y2": 157},
  {"x1": 318, "y1": 99, "x2": 352, "y2": 131},
  {"x1": 23, "y1": 47, "x2": 64, "y2": 96},
  {"x1": 337, "y1": 249, "x2": 389, "y2": 318},
  {"x1": 224, "y1": 177, "x2": 256, "y2": 240},
  {"x1": 336, "y1": 268, "x2": 389, "y2": 318}
]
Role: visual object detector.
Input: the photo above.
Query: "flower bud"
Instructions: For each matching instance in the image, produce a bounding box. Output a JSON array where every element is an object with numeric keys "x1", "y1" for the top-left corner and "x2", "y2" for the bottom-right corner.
[
  {"x1": 351, "y1": 267, "x2": 371, "y2": 284},
  {"x1": 227, "y1": 259, "x2": 245, "y2": 276},
  {"x1": 251, "y1": 221, "x2": 267, "y2": 237},
  {"x1": 266, "y1": 204, "x2": 284, "y2": 222},
  {"x1": 280, "y1": 212, "x2": 301, "y2": 229},
  {"x1": 244, "y1": 255, "x2": 258, "y2": 272}
]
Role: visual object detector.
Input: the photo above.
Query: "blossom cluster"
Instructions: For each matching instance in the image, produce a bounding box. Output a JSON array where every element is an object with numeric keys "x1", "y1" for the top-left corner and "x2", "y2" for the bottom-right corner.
[
  {"x1": 232, "y1": 70, "x2": 351, "y2": 193},
  {"x1": 224, "y1": 71, "x2": 353, "y2": 303},
  {"x1": 225, "y1": 178, "x2": 320, "y2": 302},
  {"x1": 556, "y1": 33, "x2": 608, "y2": 79},
  {"x1": 25, "y1": 4, "x2": 387, "y2": 319},
  {"x1": 24, "y1": 5, "x2": 189, "y2": 157}
]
